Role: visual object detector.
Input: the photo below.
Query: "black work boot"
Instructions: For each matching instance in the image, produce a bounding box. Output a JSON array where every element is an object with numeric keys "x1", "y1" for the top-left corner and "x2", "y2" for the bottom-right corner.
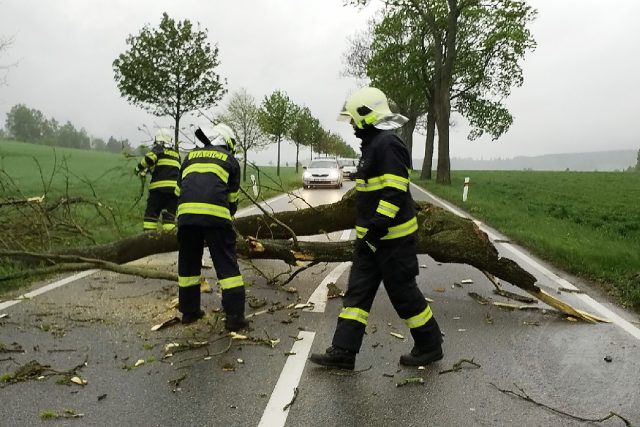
[
  {"x1": 181, "y1": 309, "x2": 205, "y2": 325},
  {"x1": 309, "y1": 346, "x2": 356, "y2": 370},
  {"x1": 225, "y1": 314, "x2": 248, "y2": 332},
  {"x1": 399, "y1": 344, "x2": 443, "y2": 366}
]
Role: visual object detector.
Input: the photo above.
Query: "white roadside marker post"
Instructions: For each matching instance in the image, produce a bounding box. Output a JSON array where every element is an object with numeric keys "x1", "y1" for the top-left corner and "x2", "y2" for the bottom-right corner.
[
  {"x1": 250, "y1": 174, "x2": 258, "y2": 197},
  {"x1": 462, "y1": 177, "x2": 470, "y2": 202}
]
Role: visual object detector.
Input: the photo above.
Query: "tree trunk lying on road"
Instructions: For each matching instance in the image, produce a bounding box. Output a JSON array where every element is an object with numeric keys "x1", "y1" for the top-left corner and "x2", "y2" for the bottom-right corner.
[{"x1": 20, "y1": 190, "x2": 607, "y2": 322}]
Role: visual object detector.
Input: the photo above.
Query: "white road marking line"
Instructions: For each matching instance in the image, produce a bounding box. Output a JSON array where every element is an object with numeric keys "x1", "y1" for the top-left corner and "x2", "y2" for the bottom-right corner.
[
  {"x1": 306, "y1": 262, "x2": 352, "y2": 313},
  {"x1": 258, "y1": 331, "x2": 315, "y2": 427},
  {"x1": 306, "y1": 229, "x2": 353, "y2": 313},
  {"x1": 497, "y1": 242, "x2": 640, "y2": 340},
  {"x1": 0, "y1": 269, "x2": 98, "y2": 312},
  {"x1": 410, "y1": 183, "x2": 640, "y2": 340}
]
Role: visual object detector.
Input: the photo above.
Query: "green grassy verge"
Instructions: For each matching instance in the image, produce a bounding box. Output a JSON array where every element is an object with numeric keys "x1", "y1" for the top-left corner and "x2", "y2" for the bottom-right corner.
[
  {"x1": 0, "y1": 139, "x2": 302, "y2": 294},
  {"x1": 412, "y1": 170, "x2": 640, "y2": 309}
]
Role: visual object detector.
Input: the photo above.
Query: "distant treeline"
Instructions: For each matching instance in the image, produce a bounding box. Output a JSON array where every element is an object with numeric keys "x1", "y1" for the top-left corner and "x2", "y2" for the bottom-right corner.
[
  {"x1": 413, "y1": 149, "x2": 640, "y2": 172},
  {"x1": 2, "y1": 104, "x2": 133, "y2": 153}
]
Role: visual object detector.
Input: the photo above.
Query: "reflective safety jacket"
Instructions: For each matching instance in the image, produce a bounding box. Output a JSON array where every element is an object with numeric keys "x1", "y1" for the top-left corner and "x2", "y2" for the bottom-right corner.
[
  {"x1": 354, "y1": 129, "x2": 417, "y2": 242},
  {"x1": 175, "y1": 145, "x2": 240, "y2": 227},
  {"x1": 136, "y1": 145, "x2": 181, "y2": 193}
]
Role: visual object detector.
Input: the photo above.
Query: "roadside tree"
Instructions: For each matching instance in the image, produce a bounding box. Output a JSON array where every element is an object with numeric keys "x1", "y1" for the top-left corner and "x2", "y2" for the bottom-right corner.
[
  {"x1": 348, "y1": 0, "x2": 536, "y2": 184},
  {"x1": 289, "y1": 106, "x2": 316, "y2": 173},
  {"x1": 258, "y1": 90, "x2": 297, "y2": 176},
  {"x1": 344, "y1": 10, "x2": 430, "y2": 170},
  {"x1": 217, "y1": 88, "x2": 269, "y2": 181},
  {"x1": 113, "y1": 13, "x2": 226, "y2": 150}
]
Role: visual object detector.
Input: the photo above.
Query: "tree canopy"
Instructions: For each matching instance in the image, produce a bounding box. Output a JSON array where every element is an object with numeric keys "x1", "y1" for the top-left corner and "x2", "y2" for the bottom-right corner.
[
  {"x1": 347, "y1": 0, "x2": 536, "y2": 184},
  {"x1": 113, "y1": 12, "x2": 226, "y2": 150},
  {"x1": 344, "y1": 10, "x2": 430, "y2": 169},
  {"x1": 258, "y1": 90, "x2": 297, "y2": 176},
  {"x1": 3, "y1": 103, "x2": 128, "y2": 151},
  {"x1": 216, "y1": 88, "x2": 269, "y2": 181}
]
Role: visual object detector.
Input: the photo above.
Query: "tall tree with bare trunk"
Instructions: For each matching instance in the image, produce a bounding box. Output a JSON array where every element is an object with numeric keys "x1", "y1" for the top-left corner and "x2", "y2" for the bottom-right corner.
[{"x1": 347, "y1": 0, "x2": 536, "y2": 184}]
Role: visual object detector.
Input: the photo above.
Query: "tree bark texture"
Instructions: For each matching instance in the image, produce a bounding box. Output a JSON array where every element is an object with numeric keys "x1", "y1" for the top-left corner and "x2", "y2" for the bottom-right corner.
[
  {"x1": 58, "y1": 190, "x2": 537, "y2": 293},
  {"x1": 420, "y1": 109, "x2": 436, "y2": 180},
  {"x1": 39, "y1": 188, "x2": 610, "y2": 322}
]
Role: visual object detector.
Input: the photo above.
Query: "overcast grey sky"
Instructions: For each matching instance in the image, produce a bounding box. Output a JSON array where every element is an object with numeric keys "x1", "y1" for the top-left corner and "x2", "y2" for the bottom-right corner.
[{"x1": 1, "y1": 0, "x2": 639, "y2": 164}]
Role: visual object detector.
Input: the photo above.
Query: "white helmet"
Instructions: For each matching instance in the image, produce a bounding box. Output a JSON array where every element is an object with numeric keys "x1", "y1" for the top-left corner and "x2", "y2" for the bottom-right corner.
[
  {"x1": 338, "y1": 87, "x2": 408, "y2": 130},
  {"x1": 209, "y1": 123, "x2": 237, "y2": 152},
  {"x1": 154, "y1": 128, "x2": 172, "y2": 146}
]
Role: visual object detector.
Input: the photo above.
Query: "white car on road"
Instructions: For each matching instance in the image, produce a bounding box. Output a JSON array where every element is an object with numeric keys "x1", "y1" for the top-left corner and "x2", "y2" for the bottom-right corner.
[
  {"x1": 338, "y1": 158, "x2": 358, "y2": 180},
  {"x1": 302, "y1": 158, "x2": 343, "y2": 189}
]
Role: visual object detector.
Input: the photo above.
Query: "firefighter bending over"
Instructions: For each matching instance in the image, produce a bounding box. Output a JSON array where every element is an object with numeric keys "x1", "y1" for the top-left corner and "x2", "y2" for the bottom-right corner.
[
  {"x1": 309, "y1": 87, "x2": 444, "y2": 370},
  {"x1": 175, "y1": 123, "x2": 247, "y2": 330},
  {"x1": 134, "y1": 128, "x2": 180, "y2": 231}
]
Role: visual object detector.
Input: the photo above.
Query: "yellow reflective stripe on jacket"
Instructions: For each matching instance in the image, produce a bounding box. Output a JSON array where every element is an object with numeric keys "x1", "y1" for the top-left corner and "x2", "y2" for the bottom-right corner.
[
  {"x1": 382, "y1": 173, "x2": 409, "y2": 191},
  {"x1": 142, "y1": 152, "x2": 158, "y2": 168},
  {"x1": 338, "y1": 307, "x2": 369, "y2": 325},
  {"x1": 174, "y1": 187, "x2": 181, "y2": 197},
  {"x1": 177, "y1": 202, "x2": 231, "y2": 220},
  {"x1": 355, "y1": 174, "x2": 409, "y2": 192},
  {"x1": 162, "y1": 223, "x2": 176, "y2": 231},
  {"x1": 182, "y1": 163, "x2": 229, "y2": 183},
  {"x1": 355, "y1": 177, "x2": 383, "y2": 192},
  {"x1": 143, "y1": 221, "x2": 157, "y2": 230},
  {"x1": 355, "y1": 216, "x2": 418, "y2": 240},
  {"x1": 149, "y1": 180, "x2": 178, "y2": 190},
  {"x1": 376, "y1": 200, "x2": 400, "y2": 218},
  {"x1": 178, "y1": 275, "x2": 200, "y2": 288},
  {"x1": 157, "y1": 158, "x2": 181, "y2": 168},
  {"x1": 164, "y1": 149, "x2": 180, "y2": 159},
  {"x1": 404, "y1": 306, "x2": 433, "y2": 329},
  {"x1": 381, "y1": 216, "x2": 417, "y2": 239},
  {"x1": 219, "y1": 275, "x2": 244, "y2": 290},
  {"x1": 228, "y1": 191, "x2": 239, "y2": 203}
]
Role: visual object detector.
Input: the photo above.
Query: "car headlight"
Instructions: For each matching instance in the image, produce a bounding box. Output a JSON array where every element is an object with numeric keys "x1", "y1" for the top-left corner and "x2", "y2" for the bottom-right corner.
[
  {"x1": 329, "y1": 171, "x2": 339, "y2": 179},
  {"x1": 303, "y1": 171, "x2": 311, "y2": 179}
]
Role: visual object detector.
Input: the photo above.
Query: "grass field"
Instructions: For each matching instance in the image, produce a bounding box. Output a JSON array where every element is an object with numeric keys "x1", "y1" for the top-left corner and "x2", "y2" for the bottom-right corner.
[
  {"x1": 0, "y1": 139, "x2": 303, "y2": 292},
  {"x1": 412, "y1": 170, "x2": 640, "y2": 309},
  {"x1": 3, "y1": 140, "x2": 638, "y2": 309}
]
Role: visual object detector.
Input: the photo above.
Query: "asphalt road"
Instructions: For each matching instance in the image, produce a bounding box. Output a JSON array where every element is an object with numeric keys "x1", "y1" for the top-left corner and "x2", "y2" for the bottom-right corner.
[{"x1": 0, "y1": 181, "x2": 639, "y2": 427}]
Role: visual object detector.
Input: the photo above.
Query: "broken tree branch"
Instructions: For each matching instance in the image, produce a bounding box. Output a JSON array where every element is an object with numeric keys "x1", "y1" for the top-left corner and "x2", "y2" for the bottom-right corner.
[
  {"x1": 490, "y1": 383, "x2": 632, "y2": 426},
  {"x1": 0, "y1": 250, "x2": 177, "y2": 282},
  {"x1": 4, "y1": 189, "x2": 607, "y2": 322}
]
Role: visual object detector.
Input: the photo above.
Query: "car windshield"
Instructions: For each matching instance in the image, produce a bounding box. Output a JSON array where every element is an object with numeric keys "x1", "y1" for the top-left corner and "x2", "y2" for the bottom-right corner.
[
  {"x1": 338, "y1": 159, "x2": 356, "y2": 167},
  {"x1": 308, "y1": 160, "x2": 338, "y2": 169}
]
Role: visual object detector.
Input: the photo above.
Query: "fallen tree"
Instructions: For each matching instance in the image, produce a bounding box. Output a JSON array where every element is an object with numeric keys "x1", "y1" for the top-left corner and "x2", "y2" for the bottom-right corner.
[{"x1": 3, "y1": 190, "x2": 607, "y2": 322}]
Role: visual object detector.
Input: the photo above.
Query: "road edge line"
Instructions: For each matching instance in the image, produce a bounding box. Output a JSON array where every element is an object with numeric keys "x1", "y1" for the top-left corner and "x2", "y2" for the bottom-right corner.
[{"x1": 410, "y1": 182, "x2": 640, "y2": 341}]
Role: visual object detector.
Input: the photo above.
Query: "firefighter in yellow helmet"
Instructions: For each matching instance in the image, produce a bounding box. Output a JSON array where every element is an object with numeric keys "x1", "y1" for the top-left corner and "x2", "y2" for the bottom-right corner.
[
  {"x1": 309, "y1": 87, "x2": 443, "y2": 369},
  {"x1": 134, "y1": 128, "x2": 181, "y2": 231},
  {"x1": 174, "y1": 123, "x2": 246, "y2": 329}
]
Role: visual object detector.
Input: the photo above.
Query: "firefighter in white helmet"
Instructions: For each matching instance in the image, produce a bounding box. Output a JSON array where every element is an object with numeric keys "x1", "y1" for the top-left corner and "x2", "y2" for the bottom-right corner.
[
  {"x1": 309, "y1": 87, "x2": 443, "y2": 370},
  {"x1": 174, "y1": 123, "x2": 246, "y2": 328},
  {"x1": 134, "y1": 128, "x2": 181, "y2": 231}
]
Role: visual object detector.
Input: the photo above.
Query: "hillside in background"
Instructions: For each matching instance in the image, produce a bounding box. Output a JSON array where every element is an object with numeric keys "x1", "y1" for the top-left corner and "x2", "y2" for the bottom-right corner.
[{"x1": 413, "y1": 149, "x2": 637, "y2": 171}]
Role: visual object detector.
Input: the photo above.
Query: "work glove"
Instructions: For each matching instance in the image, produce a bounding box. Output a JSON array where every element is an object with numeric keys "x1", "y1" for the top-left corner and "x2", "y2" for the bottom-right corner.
[{"x1": 357, "y1": 225, "x2": 387, "y2": 254}]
